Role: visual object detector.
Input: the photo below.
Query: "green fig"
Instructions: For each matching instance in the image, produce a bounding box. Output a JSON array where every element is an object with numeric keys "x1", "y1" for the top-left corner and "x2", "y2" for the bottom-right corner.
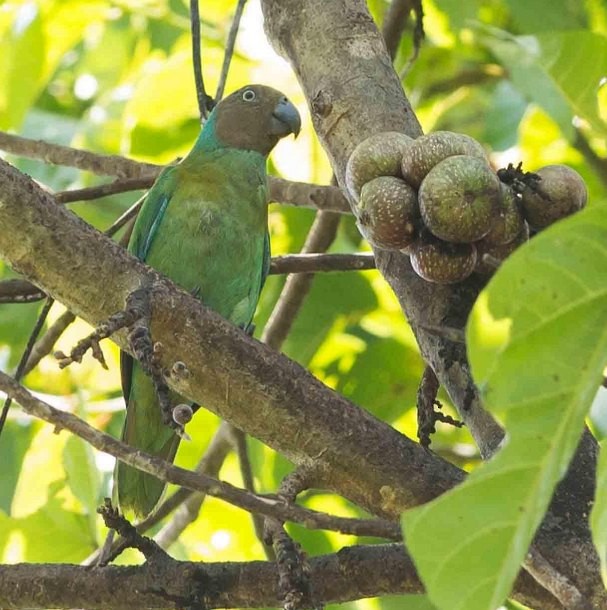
[
  {"x1": 345, "y1": 132, "x2": 414, "y2": 201},
  {"x1": 419, "y1": 155, "x2": 501, "y2": 243},
  {"x1": 410, "y1": 230, "x2": 477, "y2": 284},
  {"x1": 521, "y1": 164, "x2": 587, "y2": 230},
  {"x1": 480, "y1": 183, "x2": 525, "y2": 247},
  {"x1": 401, "y1": 131, "x2": 488, "y2": 189},
  {"x1": 357, "y1": 176, "x2": 419, "y2": 250},
  {"x1": 476, "y1": 222, "x2": 530, "y2": 274}
]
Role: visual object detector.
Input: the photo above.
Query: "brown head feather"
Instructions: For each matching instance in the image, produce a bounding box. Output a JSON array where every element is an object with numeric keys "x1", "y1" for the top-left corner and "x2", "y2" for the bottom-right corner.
[{"x1": 213, "y1": 84, "x2": 301, "y2": 156}]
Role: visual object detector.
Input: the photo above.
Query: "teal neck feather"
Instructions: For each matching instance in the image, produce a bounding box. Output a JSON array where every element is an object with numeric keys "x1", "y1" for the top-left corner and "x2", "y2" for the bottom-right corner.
[
  {"x1": 186, "y1": 109, "x2": 267, "y2": 170},
  {"x1": 190, "y1": 109, "x2": 223, "y2": 154}
]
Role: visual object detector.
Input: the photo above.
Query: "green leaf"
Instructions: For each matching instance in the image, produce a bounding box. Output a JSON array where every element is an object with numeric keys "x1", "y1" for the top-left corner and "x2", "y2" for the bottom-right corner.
[
  {"x1": 591, "y1": 440, "x2": 607, "y2": 588},
  {"x1": 10, "y1": 485, "x2": 94, "y2": 562},
  {"x1": 483, "y1": 81, "x2": 527, "y2": 151},
  {"x1": 505, "y1": 0, "x2": 588, "y2": 33},
  {"x1": 0, "y1": 419, "x2": 36, "y2": 514},
  {"x1": 63, "y1": 435, "x2": 101, "y2": 520},
  {"x1": 479, "y1": 27, "x2": 607, "y2": 137},
  {"x1": 337, "y1": 335, "x2": 424, "y2": 423},
  {"x1": 0, "y1": 3, "x2": 45, "y2": 129},
  {"x1": 282, "y1": 272, "x2": 378, "y2": 367},
  {"x1": 403, "y1": 202, "x2": 607, "y2": 610},
  {"x1": 433, "y1": 0, "x2": 481, "y2": 30}
]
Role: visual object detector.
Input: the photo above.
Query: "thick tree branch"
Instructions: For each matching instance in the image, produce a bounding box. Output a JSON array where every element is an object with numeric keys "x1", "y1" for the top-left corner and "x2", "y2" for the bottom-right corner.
[
  {"x1": 0, "y1": 158, "x2": 463, "y2": 515},
  {"x1": 0, "y1": 546, "x2": 562, "y2": 610},
  {"x1": 260, "y1": 0, "x2": 605, "y2": 606}
]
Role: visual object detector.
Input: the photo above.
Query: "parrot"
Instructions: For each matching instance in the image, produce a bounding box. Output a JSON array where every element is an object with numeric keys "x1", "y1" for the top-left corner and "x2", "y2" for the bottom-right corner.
[{"x1": 114, "y1": 84, "x2": 301, "y2": 518}]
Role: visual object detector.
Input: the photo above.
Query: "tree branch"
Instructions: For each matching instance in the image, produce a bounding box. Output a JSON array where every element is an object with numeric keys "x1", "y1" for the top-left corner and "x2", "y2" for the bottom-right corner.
[
  {"x1": 0, "y1": 545, "x2": 562, "y2": 610},
  {"x1": 0, "y1": 254, "x2": 374, "y2": 305},
  {"x1": 269, "y1": 252, "x2": 374, "y2": 274},
  {"x1": 0, "y1": 155, "x2": 462, "y2": 511},
  {"x1": 381, "y1": 0, "x2": 413, "y2": 60},
  {"x1": 0, "y1": 130, "x2": 350, "y2": 212},
  {"x1": 0, "y1": 372, "x2": 401, "y2": 540},
  {"x1": 190, "y1": 0, "x2": 211, "y2": 119},
  {"x1": 216, "y1": 0, "x2": 249, "y2": 101}
]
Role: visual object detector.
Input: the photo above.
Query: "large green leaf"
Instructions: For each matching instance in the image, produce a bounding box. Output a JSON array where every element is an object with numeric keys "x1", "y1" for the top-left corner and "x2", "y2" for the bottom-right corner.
[
  {"x1": 479, "y1": 27, "x2": 607, "y2": 138},
  {"x1": 403, "y1": 202, "x2": 607, "y2": 610},
  {"x1": 591, "y1": 440, "x2": 607, "y2": 587}
]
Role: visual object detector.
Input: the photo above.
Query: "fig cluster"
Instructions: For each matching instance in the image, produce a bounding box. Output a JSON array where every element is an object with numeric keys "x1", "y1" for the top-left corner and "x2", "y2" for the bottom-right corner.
[{"x1": 346, "y1": 131, "x2": 587, "y2": 284}]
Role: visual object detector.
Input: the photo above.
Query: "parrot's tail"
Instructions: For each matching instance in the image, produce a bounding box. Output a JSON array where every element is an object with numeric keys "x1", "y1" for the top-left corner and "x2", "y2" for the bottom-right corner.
[{"x1": 114, "y1": 366, "x2": 180, "y2": 519}]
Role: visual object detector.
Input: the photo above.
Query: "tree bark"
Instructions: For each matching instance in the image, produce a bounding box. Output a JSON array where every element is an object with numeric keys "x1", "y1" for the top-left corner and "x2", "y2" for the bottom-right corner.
[{"x1": 0, "y1": 545, "x2": 561, "y2": 610}]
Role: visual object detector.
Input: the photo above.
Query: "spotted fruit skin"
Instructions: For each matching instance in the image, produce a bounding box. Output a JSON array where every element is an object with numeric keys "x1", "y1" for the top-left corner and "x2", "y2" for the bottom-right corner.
[
  {"x1": 401, "y1": 131, "x2": 488, "y2": 188},
  {"x1": 419, "y1": 155, "x2": 501, "y2": 243},
  {"x1": 345, "y1": 132, "x2": 414, "y2": 201},
  {"x1": 356, "y1": 176, "x2": 419, "y2": 250},
  {"x1": 521, "y1": 164, "x2": 587, "y2": 230},
  {"x1": 410, "y1": 230, "x2": 477, "y2": 284},
  {"x1": 476, "y1": 221, "x2": 530, "y2": 274},
  {"x1": 480, "y1": 183, "x2": 525, "y2": 247}
]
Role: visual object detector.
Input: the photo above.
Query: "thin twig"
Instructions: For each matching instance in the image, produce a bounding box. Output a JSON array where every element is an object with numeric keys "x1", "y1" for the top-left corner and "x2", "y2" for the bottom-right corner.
[
  {"x1": 0, "y1": 297, "x2": 54, "y2": 439},
  {"x1": 0, "y1": 253, "x2": 374, "y2": 306},
  {"x1": 525, "y1": 547, "x2": 591, "y2": 610},
  {"x1": 83, "y1": 422, "x2": 233, "y2": 565},
  {"x1": 573, "y1": 128, "x2": 607, "y2": 191},
  {"x1": 54, "y1": 177, "x2": 151, "y2": 204},
  {"x1": 0, "y1": 279, "x2": 45, "y2": 304},
  {"x1": 152, "y1": 421, "x2": 234, "y2": 550},
  {"x1": 0, "y1": 131, "x2": 350, "y2": 212},
  {"x1": 398, "y1": 0, "x2": 425, "y2": 79},
  {"x1": 0, "y1": 131, "x2": 159, "y2": 178},
  {"x1": 190, "y1": 0, "x2": 212, "y2": 119},
  {"x1": 23, "y1": 310, "x2": 77, "y2": 376},
  {"x1": 424, "y1": 65, "x2": 504, "y2": 97},
  {"x1": 0, "y1": 373, "x2": 401, "y2": 539},
  {"x1": 215, "y1": 0, "x2": 249, "y2": 101},
  {"x1": 270, "y1": 252, "x2": 374, "y2": 275}
]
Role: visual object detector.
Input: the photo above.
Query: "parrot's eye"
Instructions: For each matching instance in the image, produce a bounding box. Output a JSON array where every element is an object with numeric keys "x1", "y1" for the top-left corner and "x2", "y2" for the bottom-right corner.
[{"x1": 242, "y1": 89, "x2": 256, "y2": 102}]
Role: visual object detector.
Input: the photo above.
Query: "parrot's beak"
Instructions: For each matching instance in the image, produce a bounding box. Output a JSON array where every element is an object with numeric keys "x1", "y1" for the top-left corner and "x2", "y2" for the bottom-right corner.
[{"x1": 270, "y1": 97, "x2": 301, "y2": 138}]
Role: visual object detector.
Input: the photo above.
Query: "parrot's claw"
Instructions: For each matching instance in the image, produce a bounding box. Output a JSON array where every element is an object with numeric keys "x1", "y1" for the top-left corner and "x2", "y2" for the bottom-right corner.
[
  {"x1": 54, "y1": 296, "x2": 145, "y2": 370},
  {"x1": 169, "y1": 361, "x2": 190, "y2": 381},
  {"x1": 174, "y1": 426, "x2": 192, "y2": 442}
]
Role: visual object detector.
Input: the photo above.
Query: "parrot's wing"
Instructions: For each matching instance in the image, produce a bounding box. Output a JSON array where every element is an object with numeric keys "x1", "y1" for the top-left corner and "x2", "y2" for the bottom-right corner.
[
  {"x1": 260, "y1": 229, "x2": 271, "y2": 292},
  {"x1": 121, "y1": 167, "x2": 175, "y2": 401},
  {"x1": 120, "y1": 349, "x2": 133, "y2": 403},
  {"x1": 128, "y1": 166, "x2": 174, "y2": 260}
]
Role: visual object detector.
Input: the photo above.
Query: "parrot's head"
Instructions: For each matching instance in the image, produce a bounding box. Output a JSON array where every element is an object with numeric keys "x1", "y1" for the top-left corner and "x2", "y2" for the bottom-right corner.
[{"x1": 208, "y1": 84, "x2": 301, "y2": 156}]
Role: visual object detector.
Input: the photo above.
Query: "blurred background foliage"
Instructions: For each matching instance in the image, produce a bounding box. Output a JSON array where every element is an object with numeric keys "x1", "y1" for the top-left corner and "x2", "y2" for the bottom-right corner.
[{"x1": 0, "y1": 0, "x2": 605, "y2": 608}]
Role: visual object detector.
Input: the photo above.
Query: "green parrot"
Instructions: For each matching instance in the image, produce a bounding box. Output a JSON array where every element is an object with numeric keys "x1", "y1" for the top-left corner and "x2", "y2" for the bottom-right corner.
[{"x1": 115, "y1": 84, "x2": 301, "y2": 518}]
